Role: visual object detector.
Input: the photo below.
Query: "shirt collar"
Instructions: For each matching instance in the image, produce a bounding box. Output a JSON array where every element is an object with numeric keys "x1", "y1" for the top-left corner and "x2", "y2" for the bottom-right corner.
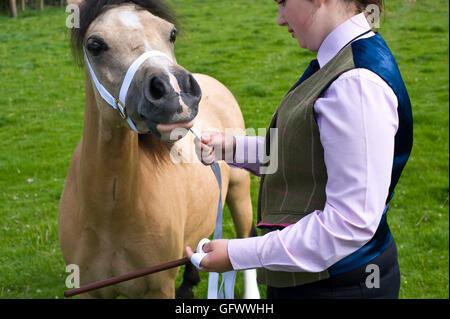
[{"x1": 317, "y1": 13, "x2": 373, "y2": 68}]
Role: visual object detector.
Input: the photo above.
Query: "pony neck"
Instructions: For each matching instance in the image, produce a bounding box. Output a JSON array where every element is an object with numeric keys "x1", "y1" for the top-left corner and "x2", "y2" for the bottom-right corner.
[{"x1": 79, "y1": 73, "x2": 140, "y2": 215}]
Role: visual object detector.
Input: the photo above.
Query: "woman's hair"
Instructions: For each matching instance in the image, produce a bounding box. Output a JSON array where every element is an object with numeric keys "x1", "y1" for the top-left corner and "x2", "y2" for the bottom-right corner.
[{"x1": 344, "y1": 0, "x2": 384, "y2": 14}]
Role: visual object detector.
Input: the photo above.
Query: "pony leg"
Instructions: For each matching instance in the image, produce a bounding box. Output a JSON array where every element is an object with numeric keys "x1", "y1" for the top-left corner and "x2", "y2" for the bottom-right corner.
[
  {"x1": 241, "y1": 224, "x2": 261, "y2": 299},
  {"x1": 243, "y1": 269, "x2": 260, "y2": 299},
  {"x1": 226, "y1": 168, "x2": 253, "y2": 239},
  {"x1": 175, "y1": 262, "x2": 200, "y2": 299},
  {"x1": 226, "y1": 168, "x2": 260, "y2": 299}
]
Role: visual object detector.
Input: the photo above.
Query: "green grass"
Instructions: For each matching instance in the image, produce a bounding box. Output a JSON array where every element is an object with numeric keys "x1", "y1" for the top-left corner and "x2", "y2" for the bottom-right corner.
[{"x1": 0, "y1": 0, "x2": 448, "y2": 299}]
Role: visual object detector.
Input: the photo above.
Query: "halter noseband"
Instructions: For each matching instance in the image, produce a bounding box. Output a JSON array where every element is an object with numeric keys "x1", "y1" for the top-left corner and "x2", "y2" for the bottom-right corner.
[{"x1": 84, "y1": 48, "x2": 174, "y2": 134}]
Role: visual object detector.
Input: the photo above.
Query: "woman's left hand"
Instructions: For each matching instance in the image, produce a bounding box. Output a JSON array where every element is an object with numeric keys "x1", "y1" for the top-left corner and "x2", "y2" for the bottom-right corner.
[{"x1": 186, "y1": 239, "x2": 233, "y2": 273}]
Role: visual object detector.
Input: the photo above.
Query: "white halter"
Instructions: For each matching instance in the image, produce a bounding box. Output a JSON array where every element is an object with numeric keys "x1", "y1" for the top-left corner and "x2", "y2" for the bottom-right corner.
[{"x1": 84, "y1": 48, "x2": 174, "y2": 133}]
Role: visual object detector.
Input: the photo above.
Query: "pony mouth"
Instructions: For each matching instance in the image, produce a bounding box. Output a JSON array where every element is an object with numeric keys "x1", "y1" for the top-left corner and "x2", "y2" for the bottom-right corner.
[
  {"x1": 155, "y1": 119, "x2": 195, "y2": 133},
  {"x1": 143, "y1": 119, "x2": 195, "y2": 143}
]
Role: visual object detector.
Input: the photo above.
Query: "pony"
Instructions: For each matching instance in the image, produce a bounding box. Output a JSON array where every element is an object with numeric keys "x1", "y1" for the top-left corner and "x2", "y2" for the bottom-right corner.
[{"x1": 58, "y1": 0, "x2": 259, "y2": 298}]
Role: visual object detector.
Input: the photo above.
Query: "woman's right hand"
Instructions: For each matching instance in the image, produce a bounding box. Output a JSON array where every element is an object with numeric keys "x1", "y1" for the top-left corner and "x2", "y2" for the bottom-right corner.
[{"x1": 194, "y1": 131, "x2": 236, "y2": 165}]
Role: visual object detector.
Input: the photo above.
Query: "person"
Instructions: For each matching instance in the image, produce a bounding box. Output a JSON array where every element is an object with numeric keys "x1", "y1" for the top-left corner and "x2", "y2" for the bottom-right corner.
[{"x1": 186, "y1": 0, "x2": 413, "y2": 299}]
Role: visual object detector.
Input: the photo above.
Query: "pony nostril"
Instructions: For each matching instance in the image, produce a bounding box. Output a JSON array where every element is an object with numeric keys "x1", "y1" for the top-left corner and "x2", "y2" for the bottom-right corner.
[
  {"x1": 187, "y1": 73, "x2": 202, "y2": 99},
  {"x1": 185, "y1": 74, "x2": 194, "y2": 92},
  {"x1": 149, "y1": 76, "x2": 166, "y2": 100}
]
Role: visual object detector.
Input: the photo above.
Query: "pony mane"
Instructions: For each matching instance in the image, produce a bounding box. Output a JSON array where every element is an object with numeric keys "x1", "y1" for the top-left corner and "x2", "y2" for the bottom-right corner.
[{"x1": 71, "y1": 0, "x2": 178, "y2": 66}]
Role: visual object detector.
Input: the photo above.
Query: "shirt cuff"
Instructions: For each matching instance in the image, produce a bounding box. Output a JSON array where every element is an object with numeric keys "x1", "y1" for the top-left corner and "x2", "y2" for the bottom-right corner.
[{"x1": 228, "y1": 236, "x2": 263, "y2": 270}]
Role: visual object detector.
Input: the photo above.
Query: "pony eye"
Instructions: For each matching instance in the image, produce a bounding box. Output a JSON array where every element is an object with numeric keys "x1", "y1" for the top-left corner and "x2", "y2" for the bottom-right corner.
[
  {"x1": 169, "y1": 29, "x2": 178, "y2": 43},
  {"x1": 87, "y1": 38, "x2": 107, "y2": 56}
]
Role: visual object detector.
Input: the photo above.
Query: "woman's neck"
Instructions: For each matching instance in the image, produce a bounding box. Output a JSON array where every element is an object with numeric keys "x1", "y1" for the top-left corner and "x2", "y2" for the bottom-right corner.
[{"x1": 309, "y1": 1, "x2": 359, "y2": 52}]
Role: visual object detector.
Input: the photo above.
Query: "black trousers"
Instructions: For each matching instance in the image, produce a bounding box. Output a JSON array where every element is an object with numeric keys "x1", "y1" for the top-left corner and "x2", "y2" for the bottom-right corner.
[{"x1": 267, "y1": 238, "x2": 400, "y2": 299}]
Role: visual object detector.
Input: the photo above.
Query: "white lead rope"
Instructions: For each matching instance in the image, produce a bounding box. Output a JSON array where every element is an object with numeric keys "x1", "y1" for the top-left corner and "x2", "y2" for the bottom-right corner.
[{"x1": 189, "y1": 128, "x2": 237, "y2": 299}]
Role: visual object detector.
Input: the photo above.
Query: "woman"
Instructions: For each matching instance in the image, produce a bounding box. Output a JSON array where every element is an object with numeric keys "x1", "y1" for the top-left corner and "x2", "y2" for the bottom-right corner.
[{"x1": 186, "y1": 0, "x2": 413, "y2": 299}]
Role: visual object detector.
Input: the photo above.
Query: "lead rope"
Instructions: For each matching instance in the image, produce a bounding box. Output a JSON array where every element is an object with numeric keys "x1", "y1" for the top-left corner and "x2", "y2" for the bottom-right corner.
[{"x1": 190, "y1": 128, "x2": 237, "y2": 299}]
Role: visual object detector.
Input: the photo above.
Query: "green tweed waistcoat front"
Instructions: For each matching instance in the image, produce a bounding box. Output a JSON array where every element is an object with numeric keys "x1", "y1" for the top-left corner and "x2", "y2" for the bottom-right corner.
[{"x1": 257, "y1": 45, "x2": 357, "y2": 288}]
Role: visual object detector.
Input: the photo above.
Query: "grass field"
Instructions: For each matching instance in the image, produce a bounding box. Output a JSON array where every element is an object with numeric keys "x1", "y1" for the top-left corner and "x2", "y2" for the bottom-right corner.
[{"x1": 0, "y1": 0, "x2": 448, "y2": 299}]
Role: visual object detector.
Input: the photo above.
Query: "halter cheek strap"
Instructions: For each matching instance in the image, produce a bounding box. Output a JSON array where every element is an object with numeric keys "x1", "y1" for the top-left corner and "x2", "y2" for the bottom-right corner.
[{"x1": 83, "y1": 48, "x2": 174, "y2": 134}]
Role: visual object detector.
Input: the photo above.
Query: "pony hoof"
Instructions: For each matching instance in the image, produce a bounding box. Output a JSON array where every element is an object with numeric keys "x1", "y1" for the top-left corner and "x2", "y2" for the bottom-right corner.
[{"x1": 175, "y1": 283, "x2": 194, "y2": 299}]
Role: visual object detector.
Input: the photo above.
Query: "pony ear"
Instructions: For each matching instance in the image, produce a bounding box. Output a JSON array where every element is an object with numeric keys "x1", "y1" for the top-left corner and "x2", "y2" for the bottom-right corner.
[{"x1": 67, "y1": 0, "x2": 84, "y2": 6}]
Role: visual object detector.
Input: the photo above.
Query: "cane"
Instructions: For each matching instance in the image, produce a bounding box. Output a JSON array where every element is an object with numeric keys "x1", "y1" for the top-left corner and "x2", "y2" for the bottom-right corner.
[{"x1": 64, "y1": 257, "x2": 189, "y2": 297}]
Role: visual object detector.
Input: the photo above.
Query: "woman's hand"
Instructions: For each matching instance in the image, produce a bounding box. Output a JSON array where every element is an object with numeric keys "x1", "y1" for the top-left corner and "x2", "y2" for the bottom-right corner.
[
  {"x1": 185, "y1": 239, "x2": 233, "y2": 273},
  {"x1": 194, "y1": 131, "x2": 236, "y2": 165}
]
